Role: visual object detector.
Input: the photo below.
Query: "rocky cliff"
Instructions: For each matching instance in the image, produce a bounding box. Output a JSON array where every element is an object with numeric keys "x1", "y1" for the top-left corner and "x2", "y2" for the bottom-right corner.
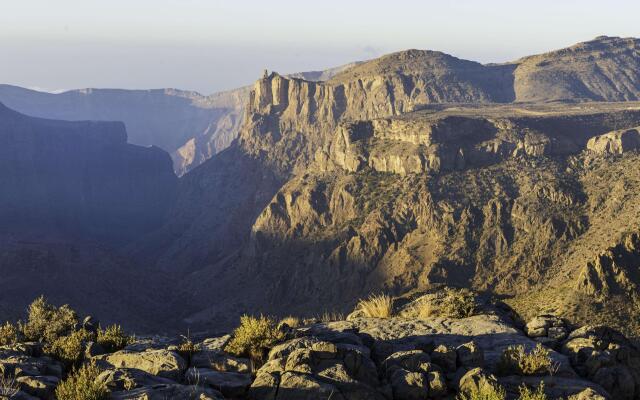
[{"x1": 0, "y1": 102, "x2": 178, "y2": 243}]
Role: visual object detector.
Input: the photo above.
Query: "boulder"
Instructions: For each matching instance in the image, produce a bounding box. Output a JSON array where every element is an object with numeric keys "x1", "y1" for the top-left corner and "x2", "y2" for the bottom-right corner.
[
  {"x1": 456, "y1": 342, "x2": 484, "y2": 369},
  {"x1": 93, "y1": 349, "x2": 186, "y2": 380},
  {"x1": 458, "y1": 368, "x2": 501, "y2": 396},
  {"x1": 96, "y1": 368, "x2": 176, "y2": 391},
  {"x1": 431, "y1": 345, "x2": 457, "y2": 372},
  {"x1": 185, "y1": 367, "x2": 252, "y2": 398},
  {"x1": 381, "y1": 350, "x2": 431, "y2": 377},
  {"x1": 15, "y1": 375, "x2": 58, "y2": 399},
  {"x1": 277, "y1": 371, "x2": 345, "y2": 400},
  {"x1": 389, "y1": 368, "x2": 429, "y2": 400}
]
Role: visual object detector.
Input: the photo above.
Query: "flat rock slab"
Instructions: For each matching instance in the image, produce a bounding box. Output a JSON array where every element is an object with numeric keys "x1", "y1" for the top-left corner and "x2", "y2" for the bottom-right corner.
[
  {"x1": 109, "y1": 384, "x2": 224, "y2": 400},
  {"x1": 322, "y1": 315, "x2": 575, "y2": 376},
  {"x1": 94, "y1": 349, "x2": 186, "y2": 381}
]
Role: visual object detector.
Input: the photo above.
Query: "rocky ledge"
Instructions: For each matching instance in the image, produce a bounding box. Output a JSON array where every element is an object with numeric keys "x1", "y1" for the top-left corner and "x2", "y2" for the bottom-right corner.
[{"x1": 2, "y1": 294, "x2": 638, "y2": 400}]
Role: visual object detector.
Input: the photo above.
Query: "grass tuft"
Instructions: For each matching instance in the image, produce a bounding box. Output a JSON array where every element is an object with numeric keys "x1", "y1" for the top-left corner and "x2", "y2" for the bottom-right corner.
[
  {"x1": 0, "y1": 321, "x2": 20, "y2": 346},
  {"x1": 356, "y1": 293, "x2": 393, "y2": 318}
]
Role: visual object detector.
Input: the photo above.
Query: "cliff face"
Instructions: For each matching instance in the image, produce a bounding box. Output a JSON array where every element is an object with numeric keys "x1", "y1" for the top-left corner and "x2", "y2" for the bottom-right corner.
[{"x1": 0, "y1": 102, "x2": 178, "y2": 243}]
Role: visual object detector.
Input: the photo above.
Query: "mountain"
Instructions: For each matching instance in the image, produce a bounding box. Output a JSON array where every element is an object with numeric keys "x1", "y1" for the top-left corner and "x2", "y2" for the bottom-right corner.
[
  {"x1": 130, "y1": 36, "x2": 640, "y2": 337},
  {"x1": 514, "y1": 36, "x2": 640, "y2": 102},
  {"x1": 0, "y1": 64, "x2": 361, "y2": 176},
  {"x1": 0, "y1": 102, "x2": 178, "y2": 330},
  {"x1": 0, "y1": 85, "x2": 244, "y2": 175},
  {"x1": 3, "y1": 36, "x2": 640, "y2": 337}
]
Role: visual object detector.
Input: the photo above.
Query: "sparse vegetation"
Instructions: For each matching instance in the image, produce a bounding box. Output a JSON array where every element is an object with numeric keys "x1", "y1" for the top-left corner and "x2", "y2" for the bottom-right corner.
[
  {"x1": 318, "y1": 311, "x2": 345, "y2": 323},
  {"x1": 0, "y1": 321, "x2": 20, "y2": 346},
  {"x1": 497, "y1": 343, "x2": 557, "y2": 376},
  {"x1": 97, "y1": 324, "x2": 130, "y2": 353},
  {"x1": 176, "y1": 333, "x2": 201, "y2": 362},
  {"x1": 519, "y1": 382, "x2": 548, "y2": 400},
  {"x1": 47, "y1": 329, "x2": 95, "y2": 366},
  {"x1": 0, "y1": 374, "x2": 20, "y2": 398},
  {"x1": 55, "y1": 362, "x2": 109, "y2": 400},
  {"x1": 21, "y1": 296, "x2": 78, "y2": 343},
  {"x1": 278, "y1": 316, "x2": 301, "y2": 329},
  {"x1": 224, "y1": 315, "x2": 286, "y2": 364},
  {"x1": 457, "y1": 377, "x2": 507, "y2": 400},
  {"x1": 356, "y1": 293, "x2": 393, "y2": 318}
]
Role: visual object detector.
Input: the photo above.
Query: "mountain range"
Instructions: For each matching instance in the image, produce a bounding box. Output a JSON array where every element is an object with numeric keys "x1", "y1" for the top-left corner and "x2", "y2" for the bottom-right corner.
[{"x1": 1, "y1": 35, "x2": 640, "y2": 338}]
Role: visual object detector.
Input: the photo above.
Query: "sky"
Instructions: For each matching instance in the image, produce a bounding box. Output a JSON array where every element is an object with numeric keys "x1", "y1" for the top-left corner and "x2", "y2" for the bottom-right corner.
[{"x1": 1, "y1": 0, "x2": 639, "y2": 94}]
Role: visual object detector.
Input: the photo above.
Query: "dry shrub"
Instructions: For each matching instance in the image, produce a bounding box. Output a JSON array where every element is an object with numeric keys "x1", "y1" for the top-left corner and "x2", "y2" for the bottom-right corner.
[
  {"x1": 498, "y1": 343, "x2": 557, "y2": 376},
  {"x1": 319, "y1": 311, "x2": 345, "y2": 323},
  {"x1": 47, "y1": 329, "x2": 95, "y2": 366},
  {"x1": 224, "y1": 315, "x2": 285, "y2": 364},
  {"x1": 22, "y1": 296, "x2": 78, "y2": 343},
  {"x1": 97, "y1": 325, "x2": 130, "y2": 353},
  {"x1": 0, "y1": 374, "x2": 20, "y2": 397},
  {"x1": 519, "y1": 382, "x2": 548, "y2": 400},
  {"x1": 55, "y1": 362, "x2": 109, "y2": 400},
  {"x1": 356, "y1": 294, "x2": 393, "y2": 319},
  {"x1": 0, "y1": 321, "x2": 20, "y2": 346},
  {"x1": 457, "y1": 376, "x2": 506, "y2": 400}
]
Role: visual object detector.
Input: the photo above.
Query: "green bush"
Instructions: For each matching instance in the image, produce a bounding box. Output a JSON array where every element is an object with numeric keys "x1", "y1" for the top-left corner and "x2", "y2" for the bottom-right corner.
[
  {"x1": 457, "y1": 377, "x2": 506, "y2": 400},
  {"x1": 439, "y1": 288, "x2": 478, "y2": 318},
  {"x1": 519, "y1": 382, "x2": 548, "y2": 400},
  {"x1": 47, "y1": 329, "x2": 95, "y2": 366},
  {"x1": 0, "y1": 321, "x2": 20, "y2": 346},
  {"x1": 55, "y1": 362, "x2": 109, "y2": 400},
  {"x1": 225, "y1": 315, "x2": 285, "y2": 363},
  {"x1": 97, "y1": 325, "x2": 130, "y2": 353},
  {"x1": 21, "y1": 296, "x2": 78, "y2": 343},
  {"x1": 497, "y1": 343, "x2": 556, "y2": 376}
]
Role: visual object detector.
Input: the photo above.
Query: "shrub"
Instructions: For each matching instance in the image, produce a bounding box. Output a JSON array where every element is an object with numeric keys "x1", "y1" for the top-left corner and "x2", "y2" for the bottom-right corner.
[
  {"x1": 55, "y1": 362, "x2": 109, "y2": 400},
  {"x1": 225, "y1": 315, "x2": 285, "y2": 363},
  {"x1": 356, "y1": 294, "x2": 393, "y2": 318},
  {"x1": 97, "y1": 325, "x2": 130, "y2": 353},
  {"x1": 22, "y1": 296, "x2": 78, "y2": 343},
  {"x1": 519, "y1": 382, "x2": 548, "y2": 400},
  {"x1": 47, "y1": 329, "x2": 95, "y2": 366},
  {"x1": 457, "y1": 377, "x2": 506, "y2": 400},
  {"x1": 439, "y1": 288, "x2": 478, "y2": 318},
  {"x1": 497, "y1": 343, "x2": 556, "y2": 376},
  {"x1": 0, "y1": 321, "x2": 20, "y2": 346}
]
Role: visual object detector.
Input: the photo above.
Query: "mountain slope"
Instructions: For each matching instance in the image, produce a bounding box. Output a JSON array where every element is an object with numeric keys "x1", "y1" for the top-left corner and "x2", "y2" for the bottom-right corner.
[
  {"x1": 145, "y1": 36, "x2": 640, "y2": 334},
  {"x1": 514, "y1": 36, "x2": 640, "y2": 102}
]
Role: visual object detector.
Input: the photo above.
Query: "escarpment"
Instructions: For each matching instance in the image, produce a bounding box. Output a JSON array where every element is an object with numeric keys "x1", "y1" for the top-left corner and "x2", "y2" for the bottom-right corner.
[{"x1": 0, "y1": 102, "x2": 178, "y2": 243}]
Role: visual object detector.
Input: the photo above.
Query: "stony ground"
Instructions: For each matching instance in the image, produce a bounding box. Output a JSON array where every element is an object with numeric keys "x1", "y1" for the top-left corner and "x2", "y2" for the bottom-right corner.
[{"x1": 2, "y1": 296, "x2": 638, "y2": 400}]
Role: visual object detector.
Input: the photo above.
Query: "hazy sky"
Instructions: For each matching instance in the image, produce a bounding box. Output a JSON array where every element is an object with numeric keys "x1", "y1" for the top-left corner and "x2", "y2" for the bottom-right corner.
[{"x1": 1, "y1": 0, "x2": 639, "y2": 94}]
